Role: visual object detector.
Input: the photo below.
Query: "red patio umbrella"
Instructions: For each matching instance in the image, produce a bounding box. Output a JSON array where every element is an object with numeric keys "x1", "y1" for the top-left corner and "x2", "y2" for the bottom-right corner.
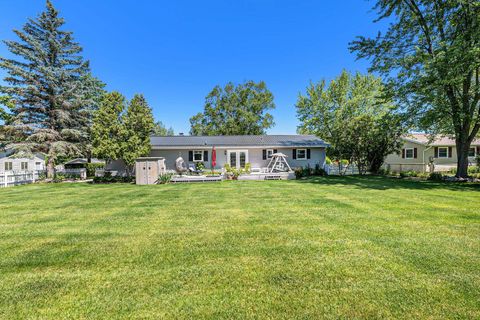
[{"x1": 211, "y1": 146, "x2": 217, "y2": 169}]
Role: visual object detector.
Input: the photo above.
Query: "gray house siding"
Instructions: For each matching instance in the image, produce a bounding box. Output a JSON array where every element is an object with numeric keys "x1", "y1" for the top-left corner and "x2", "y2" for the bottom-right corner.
[
  {"x1": 0, "y1": 152, "x2": 45, "y2": 173},
  {"x1": 149, "y1": 147, "x2": 326, "y2": 171},
  {"x1": 106, "y1": 147, "x2": 326, "y2": 174}
]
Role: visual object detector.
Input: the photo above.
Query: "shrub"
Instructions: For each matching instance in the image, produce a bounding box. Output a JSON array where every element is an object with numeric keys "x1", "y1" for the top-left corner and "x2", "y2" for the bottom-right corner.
[
  {"x1": 294, "y1": 167, "x2": 304, "y2": 179},
  {"x1": 428, "y1": 172, "x2": 444, "y2": 181},
  {"x1": 325, "y1": 157, "x2": 333, "y2": 165},
  {"x1": 157, "y1": 172, "x2": 174, "y2": 184},
  {"x1": 476, "y1": 155, "x2": 480, "y2": 168},
  {"x1": 377, "y1": 168, "x2": 390, "y2": 176},
  {"x1": 417, "y1": 172, "x2": 430, "y2": 179},
  {"x1": 244, "y1": 162, "x2": 251, "y2": 174},
  {"x1": 399, "y1": 170, "x2": 418, "y2": 178},
  {"x1": 468, "y1": 166, "x2": 480, "y2": 174},
  {"x1": 86, "y1": 163, "x2": 105, "y2": 177},
  {"x1": 224, "y1": 163, "x2": 232, "y2": 173},
  {"x1": 195, "y1": 162, "x2": 205, "y2": 171},
  {"x1": 93, "y1": 175, "x2": 134, "y2": 184}
]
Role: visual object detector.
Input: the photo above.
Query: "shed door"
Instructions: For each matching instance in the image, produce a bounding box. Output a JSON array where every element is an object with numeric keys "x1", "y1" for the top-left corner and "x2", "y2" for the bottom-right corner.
[{"x1": 147, "y1": 161, "x2": 158, "y2": 184}]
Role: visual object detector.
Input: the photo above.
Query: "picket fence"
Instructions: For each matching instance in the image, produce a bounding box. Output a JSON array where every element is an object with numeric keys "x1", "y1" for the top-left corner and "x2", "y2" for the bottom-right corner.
[
  {"x1": 0, "y1": 171, "x2": 40, "y2": 188},
  {"x1": 325, "y1": 164, "x2": 359, "y2": 175}
]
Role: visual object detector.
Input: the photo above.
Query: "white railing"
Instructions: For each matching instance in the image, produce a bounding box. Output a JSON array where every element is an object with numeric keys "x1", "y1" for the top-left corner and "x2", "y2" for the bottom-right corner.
[
  {"x1": 63, "y1": 168, "x2": 87, "y2": 179},
  {"x1": 0, "y1": 171, "x2": 42, "y2": 188},
  {"x1": 325, "y1": 164, "x2": 359, "y2": 175}
]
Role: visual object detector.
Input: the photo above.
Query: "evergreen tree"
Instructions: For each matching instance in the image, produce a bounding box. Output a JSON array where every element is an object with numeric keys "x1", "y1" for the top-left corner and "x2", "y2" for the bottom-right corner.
[
  {"x1": 91, "y1": 92, "x2": 125, "y2": 163},
  {"x1": 0, "y1": 0, "x2": 93, "y2": 177},
  {"x1": 152, "y1": 121, "x2": 174, "y2": 136},
  {"x1": 122, "y1": 94, "x2": 154, "y2": 175}
]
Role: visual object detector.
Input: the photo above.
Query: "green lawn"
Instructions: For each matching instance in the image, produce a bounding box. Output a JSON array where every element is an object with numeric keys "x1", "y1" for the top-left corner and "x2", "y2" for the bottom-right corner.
[{"x1": 0, "y1": 176, "x2": 479, "y2": 319}]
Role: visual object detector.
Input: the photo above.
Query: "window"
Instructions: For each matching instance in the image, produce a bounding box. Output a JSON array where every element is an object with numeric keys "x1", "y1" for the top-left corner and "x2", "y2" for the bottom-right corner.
[
  {"x1": 193, "y1": 150, "x2": 203, "y2": 162},
  {"x1": 36, "y1": 162, "x2": 42, "y2": 170},
  {"x1": 297, "y1": 149, "x2": 307, "y2": 160},
  {"x1": 438, "y1": 147, "x2": 448, "y2": 158},
  {"x1": 468, "y1": 147, "x2": 476, "y2": 157},
  {"x1": 405, "y1": 148, "x2": 414, "y2": 159},
  {"x1": 4, "y1": 162, "x2": 12, "y2": 171},
  {"x1": 21, "y1": 162, "x2": 28, "y2": 170},
  {"x1": 267, "y1": 149, "x2": 274, "y2": 159}
]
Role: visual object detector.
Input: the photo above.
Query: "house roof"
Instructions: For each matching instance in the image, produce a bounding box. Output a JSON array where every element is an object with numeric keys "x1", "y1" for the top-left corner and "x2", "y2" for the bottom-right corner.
[
  {"x1": 403, "y1": 133, "x2": 480, "y2": 146},
  {"x1": 64, "y1": 158, "x2": 105, "y2": 165},
  {"x1": 150, "y1": 135, "x2": 329, "y2": 148}
]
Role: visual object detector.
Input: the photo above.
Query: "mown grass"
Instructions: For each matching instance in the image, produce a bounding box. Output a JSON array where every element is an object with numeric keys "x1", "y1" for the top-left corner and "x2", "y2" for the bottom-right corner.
[{"x1": 0, "y1": 176, "x2": 479, "y2": 319}]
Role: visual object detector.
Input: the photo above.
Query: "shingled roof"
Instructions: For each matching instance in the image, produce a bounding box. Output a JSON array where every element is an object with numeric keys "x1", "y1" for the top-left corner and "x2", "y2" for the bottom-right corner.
[
  {"x1": 150, "y1": 135, "x2": 329, "y2": 148},
  {"x1": 403, "y1": 133, "x2": 480, "y2": 146}
]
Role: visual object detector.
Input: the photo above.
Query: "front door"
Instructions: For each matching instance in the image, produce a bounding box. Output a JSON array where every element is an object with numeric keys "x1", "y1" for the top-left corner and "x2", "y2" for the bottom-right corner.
[{"x1": 227, "y1": 150, "x2": 248, "y2": 169}]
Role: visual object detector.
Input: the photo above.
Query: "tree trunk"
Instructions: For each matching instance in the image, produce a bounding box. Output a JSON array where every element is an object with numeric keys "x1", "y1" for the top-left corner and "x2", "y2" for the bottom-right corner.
[
  {"x1": 47, "y1": 157, "x2": 55, "y2": 179},
  {"x1": 456, "y1": 140, "x2": 470, "y2": 178}
]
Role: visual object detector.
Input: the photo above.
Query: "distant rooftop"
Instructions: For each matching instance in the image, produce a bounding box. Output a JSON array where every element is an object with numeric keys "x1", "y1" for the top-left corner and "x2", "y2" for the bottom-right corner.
[
  {"x1": 403, "y1": 133, "x2": 480, "y2": 146},
  {"x1": 150, "y1": 135, "x2": 329, "y2": 148}
]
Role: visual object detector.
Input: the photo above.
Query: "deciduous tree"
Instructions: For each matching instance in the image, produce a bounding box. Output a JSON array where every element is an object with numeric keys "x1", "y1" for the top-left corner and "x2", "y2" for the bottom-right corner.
[
  {"x1": 350, "y1": 0, "x2": 480, "y2": 178},
  {"x1": 190, "y1": 81, "x2": 275, "y2": 135},
  {"x1": 296, "y1": 70, "x2": 405, "y2": 173}
]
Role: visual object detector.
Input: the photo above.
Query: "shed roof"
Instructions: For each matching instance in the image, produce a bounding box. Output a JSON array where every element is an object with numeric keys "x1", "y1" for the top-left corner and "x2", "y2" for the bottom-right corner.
[{"x1": 150, "y1": 135, "x2": 329, "y2": 148}]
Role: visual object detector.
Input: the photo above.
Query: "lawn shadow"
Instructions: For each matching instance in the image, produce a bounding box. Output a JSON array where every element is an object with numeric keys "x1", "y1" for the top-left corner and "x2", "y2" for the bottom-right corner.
[{"x1": 297, "y1": 175, "x2": 480, "y2": 191}]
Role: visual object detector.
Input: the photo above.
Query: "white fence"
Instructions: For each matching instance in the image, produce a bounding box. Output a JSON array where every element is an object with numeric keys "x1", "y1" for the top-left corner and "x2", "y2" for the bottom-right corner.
[
  {"x1": 325, "y1": 164, "x2": 359, "y2": 175},
  {"x1": 63, "y1": 168, "x2": 87, "y2": 179},
  {"x1": 0, "y1": 171, "x2": 41, "y2": 188}
]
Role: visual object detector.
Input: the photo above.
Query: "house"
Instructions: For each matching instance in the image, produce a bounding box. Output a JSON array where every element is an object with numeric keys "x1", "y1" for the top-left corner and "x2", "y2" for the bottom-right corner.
[
  {"x1": 0, "y1": 150, "x2": 45, "y2": 173},
  {"x1": 384, "y1": 133, "x2": 480, "y2": 172},
  {"x1": 107, "y1": 135, "x2": 329, "y2": 174}
]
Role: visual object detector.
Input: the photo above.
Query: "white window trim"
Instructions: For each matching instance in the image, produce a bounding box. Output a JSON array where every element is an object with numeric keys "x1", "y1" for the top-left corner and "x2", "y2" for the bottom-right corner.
[
  {"x1": 5, "y1": 162, "x2": 13, "y2": 171},
  {"x1": 21, "y1": 162, "x2": 28, "y2": 170},
  {"x1": 405, "y1": 148, "x2": 414, "y2": 159},
  {"x1": 267, "y1": 149, "x2": 274, "y2": 159},
  {"x1": 438, "y1": 147, "x2": 449, "y2": 158},
  {"x1": 193, "y1": 150, "x2": 204, "y2": 162},
  {"x1": 296, "y1": 148, "x2": 307, "y2": 160},
  {"x1": 468, "y1": 147, "x2": 476, "y2": 158},
  {"x1": 227, "y1": 150, "x2": 249, "y2": 169}
]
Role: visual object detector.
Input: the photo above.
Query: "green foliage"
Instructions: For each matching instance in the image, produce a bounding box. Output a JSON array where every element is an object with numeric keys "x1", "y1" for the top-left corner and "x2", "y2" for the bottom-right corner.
[
  {"x1": 157, "y1": 172, "x2": 174, "y2": 184},
  {"x1": 0, "y1": 1, "x2": 101, "y2": 177},
  {"x1": 428, "y1": 172, "x2": 444, "y2": 182},
  {"x1": 476, "y1": 155, "x2": 480, "y2": 168},
  {"x1": 190, "y1": 80, "x2": 275, "y2": 135},
  {"x1": 86, "y1": 163, "x2": 105, "y2": 177},
  {"x1": 295, "y1": 164, "x2": 326, "y2": 179},
  {"x1": 93, "y1": 175, "x2": 134, "y2": 184},
  {"x1": 325, "y1": 156, "x2": 333, "y2": 165},
  {"x1": 224, "y1": 163, "x2": 232, "y2": 173},
  {"x1": 350, "y1": 0, "x2": 480, "y2": 178},
  {"x1": 244, "y1": 162, "x2": 251, "y2": 174},
  {"x1": 195, "y1": 162, "x2": 205, "y2": 171},
  {"x1": 92, "y1": 92, "x2": 126, "y2": 162},
  {"x1": 152, "y1": 121, "x2": 174, "y2": 136},
  {"x1": 121, "y1": 94, "x2": 155, "y2": 172},
  {"x1": 296, "y1": 70, "x2": 405, "y2": 174},
  {"x1": 92, "y1": 93, "x2": 154, "y2": 176},
  {"x1": 399, "y1": 170, "x2": 418, "y2": 178}
]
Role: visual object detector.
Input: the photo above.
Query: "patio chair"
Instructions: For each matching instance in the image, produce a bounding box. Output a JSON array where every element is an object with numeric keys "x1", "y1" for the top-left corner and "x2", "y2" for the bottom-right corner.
[{"x1": 188, "y1": 164, "x2": 203, "y2": 175}]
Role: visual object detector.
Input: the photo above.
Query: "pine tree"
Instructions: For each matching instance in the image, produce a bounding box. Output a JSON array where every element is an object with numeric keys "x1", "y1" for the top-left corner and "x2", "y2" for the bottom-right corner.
[
  {"x1": 0, "y1": 0, "x2": 92, "y2": 177},
  {"x1": 122, "y1": 94, "x2": 154, "y2": 175},
  {"x1": 91, "y1": 92, "x2": 125, "y2": 163}
]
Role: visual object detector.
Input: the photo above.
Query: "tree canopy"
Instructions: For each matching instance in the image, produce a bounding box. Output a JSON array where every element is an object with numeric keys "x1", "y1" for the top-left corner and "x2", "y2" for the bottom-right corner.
[
  {"x1": 92, "y1": 92, "x2": 154, "y2": 175},
  {"x1": 0, "y1": 0, "x2": 100, "y2": 177},
  {"x1": 152, "y1": 121, "x2": 174, "y2": 136},
  {"x1": 190, "y1": 80, "x2": 275, "y2": 135},
  {"x1": 349, "y1": 0, "x2": 480, "y2": 178},
  {"x1": 297, "y1": 70, "x2": 405, "y2": 173}
]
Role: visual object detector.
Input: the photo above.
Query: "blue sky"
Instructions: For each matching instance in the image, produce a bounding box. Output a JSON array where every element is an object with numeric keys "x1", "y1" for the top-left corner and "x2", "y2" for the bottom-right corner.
[{"x1": 0, "y1": 0, "x2": 383, "y2": 134}]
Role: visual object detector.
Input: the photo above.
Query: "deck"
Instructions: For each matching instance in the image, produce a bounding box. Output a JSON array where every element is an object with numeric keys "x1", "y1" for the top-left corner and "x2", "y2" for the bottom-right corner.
[{"x1": 171, "y1": 175, "x2": 223, "y2": 183}]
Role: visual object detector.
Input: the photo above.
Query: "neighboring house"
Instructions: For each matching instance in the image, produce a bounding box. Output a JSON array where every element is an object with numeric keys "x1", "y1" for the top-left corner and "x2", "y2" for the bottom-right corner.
[
  {"x1": 63, "y1": 158, "x2": 105, "y2": 169},
  {"x1": 384, "y1": 133, "x2": 480, "y2": 172},
  {"x1": 0, "y1": 150, "x2": 45, "y2": 173},
  {"x1": 107, "y1": 135, "x2": 329, "y2": 174}
]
